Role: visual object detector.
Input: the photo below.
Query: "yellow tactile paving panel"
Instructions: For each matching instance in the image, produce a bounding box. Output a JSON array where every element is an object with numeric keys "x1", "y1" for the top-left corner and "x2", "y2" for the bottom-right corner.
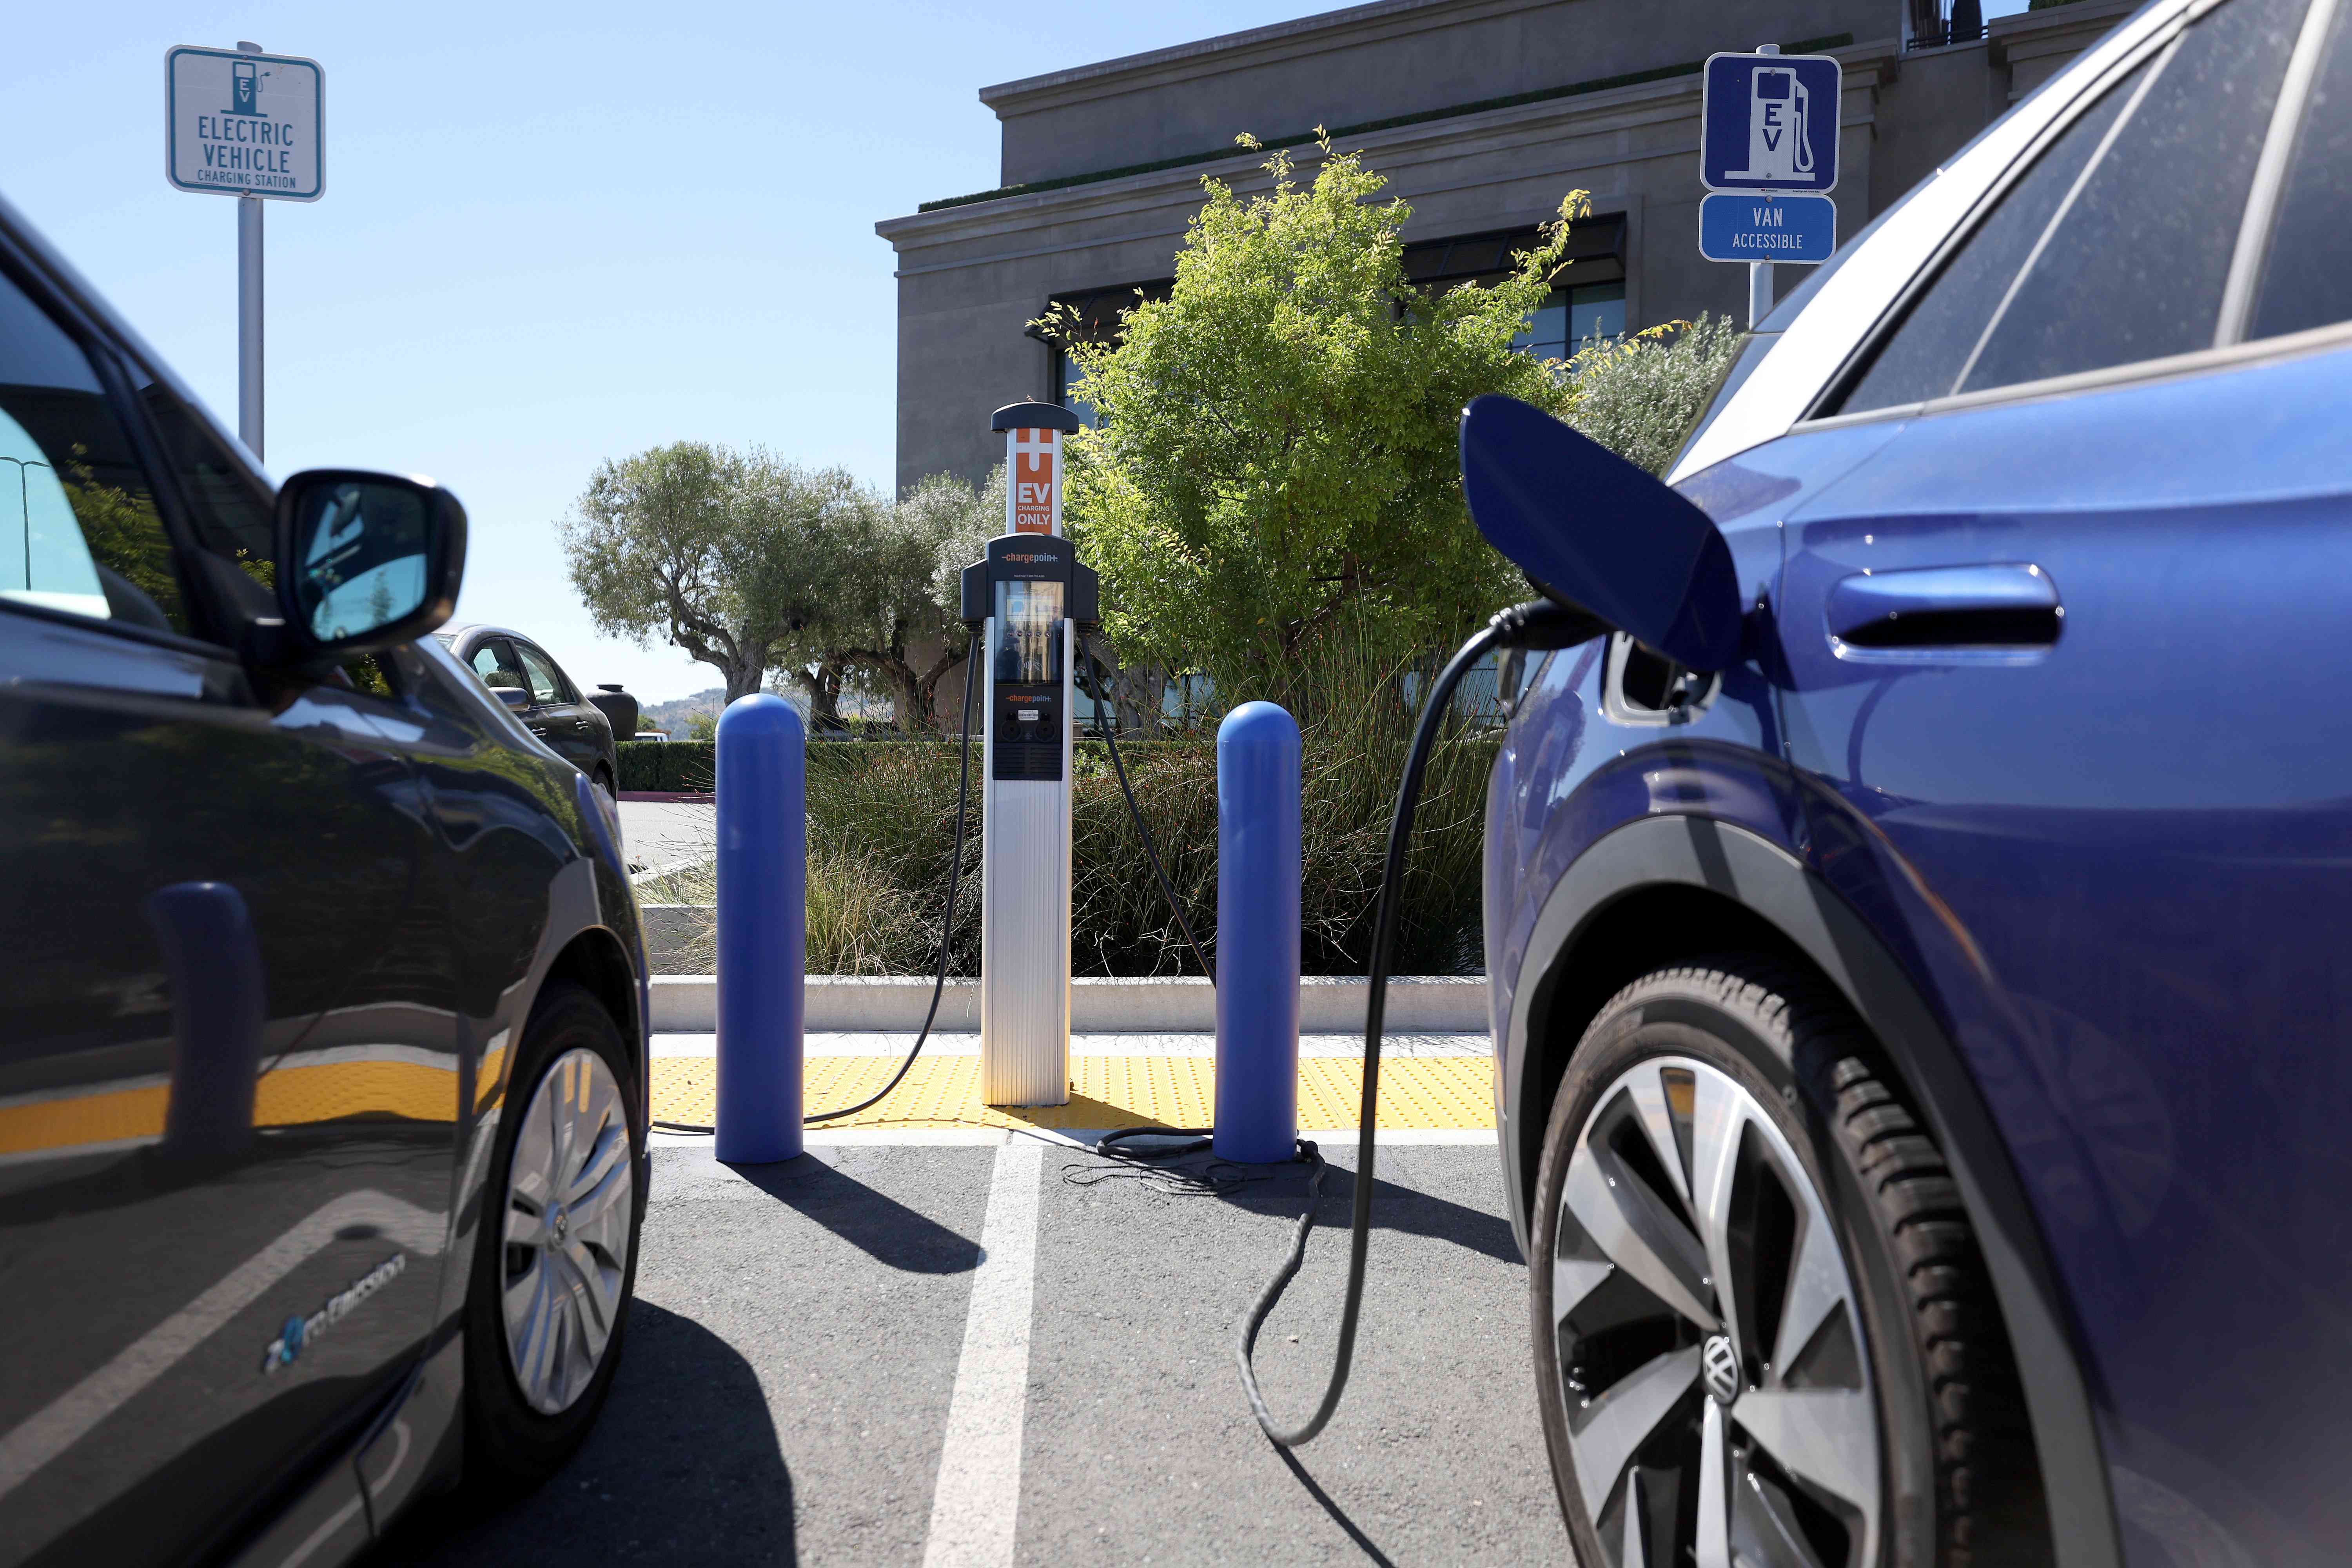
[{"x1": 651, "y1": 1055, "x2": 1497, "y2": 1131}]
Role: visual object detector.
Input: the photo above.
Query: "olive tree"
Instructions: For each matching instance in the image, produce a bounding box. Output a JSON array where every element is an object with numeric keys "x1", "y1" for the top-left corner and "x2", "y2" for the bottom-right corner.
[
  {"x1": 560, "y1": 443, "x2": 880, "y2": 703},
  {"x1": 1051, "y1": 136, "x2": 1589, "y2": 684}
]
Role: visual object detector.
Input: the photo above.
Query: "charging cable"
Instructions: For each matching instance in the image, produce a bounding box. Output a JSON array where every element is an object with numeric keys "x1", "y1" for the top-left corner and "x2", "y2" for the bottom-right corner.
[
  {"x1": 1082, "y1": 602, "x2": 1595, "y2": 1447},
  {"x1": 650, "y1": 647, "x2": 982, "y2": 1133}
]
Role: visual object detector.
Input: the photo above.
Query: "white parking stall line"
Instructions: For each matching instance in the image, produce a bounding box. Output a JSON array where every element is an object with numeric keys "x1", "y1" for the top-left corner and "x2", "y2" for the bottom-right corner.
[{"x1": 922, "y1": 1136, "x2": 1043, "y2": 1568}]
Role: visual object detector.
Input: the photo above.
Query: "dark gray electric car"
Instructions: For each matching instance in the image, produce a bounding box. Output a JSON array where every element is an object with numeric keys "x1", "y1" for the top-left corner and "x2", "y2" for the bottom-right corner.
[
  {"x1": 434, "y1": 623, "x2": 623, "y2": 808},
  {"x1": 0, "y1": 194, "x2": 650, "y2": 1566}
]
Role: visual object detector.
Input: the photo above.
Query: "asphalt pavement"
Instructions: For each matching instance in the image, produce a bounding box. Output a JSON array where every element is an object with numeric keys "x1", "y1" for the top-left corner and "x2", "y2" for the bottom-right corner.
[
  {"x1": 617, "y1": 800, "x2": 715, "y2": 878},
  {"x1": 373, "y1": 1133, "x2": 1571, "y2": 1567}
]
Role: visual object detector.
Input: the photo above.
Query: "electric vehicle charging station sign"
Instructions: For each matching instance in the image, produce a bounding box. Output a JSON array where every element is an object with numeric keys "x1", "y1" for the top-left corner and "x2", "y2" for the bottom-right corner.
[
  {"x1": 166, "y1": 45, "x2": 324, "y2": 200},
  {"x1": 1008, "y1": 426, "x2": 1063, "y2": 534},
  {"x1": 1700, "y1": 52, "x2": 1840, "y2": 195}
]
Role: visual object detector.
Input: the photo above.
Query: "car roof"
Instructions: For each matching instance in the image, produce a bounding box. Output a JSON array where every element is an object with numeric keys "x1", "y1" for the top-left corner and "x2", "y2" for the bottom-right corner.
[
  {"x1": 1670, "y1": 0, "x2": 2186, "y2": 480},
  {"x1": 442, "y1": 622, "x2": 548, "y2": 654}
]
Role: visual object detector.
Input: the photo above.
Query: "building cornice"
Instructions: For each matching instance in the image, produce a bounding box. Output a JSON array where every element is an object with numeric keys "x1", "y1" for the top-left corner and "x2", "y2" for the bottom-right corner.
[
  {"x1": 978, "y1": 0, "x2": 1564, "y2": 115},
  {"x1": 915, "y1": 28, "x2": 1871, "y2": 218},
  {"x1": 878, "y1": 36, "x2": 1898, "y2": 264}
]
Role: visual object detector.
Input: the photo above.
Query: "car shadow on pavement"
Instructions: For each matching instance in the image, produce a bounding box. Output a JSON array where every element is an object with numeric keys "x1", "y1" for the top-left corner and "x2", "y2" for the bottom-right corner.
[
  {"x1": 370, "y1": 1302, "x2": 798, "y2": 1567},
  {"x1": 724, "y1": 1153, "x2": 983, "y2": 1274}
]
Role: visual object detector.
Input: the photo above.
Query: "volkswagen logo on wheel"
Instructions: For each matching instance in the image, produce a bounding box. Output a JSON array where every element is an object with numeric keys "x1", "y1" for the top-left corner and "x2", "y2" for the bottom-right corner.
[{"x1": 1702, "y1": 1334, "x2": 1741, "y2": 1406}]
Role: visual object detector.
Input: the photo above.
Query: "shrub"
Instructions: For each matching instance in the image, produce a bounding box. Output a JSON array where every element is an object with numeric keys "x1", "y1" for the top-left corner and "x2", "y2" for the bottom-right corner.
[
  {"x1": 1562, "y1": 314, "x2": 1744, "y2": 476},
  {"x1": 617, "y1": 740, "x2": 714, "y2": 793},
  {"x1": 633, "y1": 708, "x2": 1493, "y2": 977}
]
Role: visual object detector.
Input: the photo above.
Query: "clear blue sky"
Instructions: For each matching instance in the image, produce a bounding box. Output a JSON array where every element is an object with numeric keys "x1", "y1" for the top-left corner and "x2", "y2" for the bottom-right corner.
[
  {"x1": 5, "y1": 2, "x2": 2027, "y2": 702},
  {"x1": 4, "y1": 1, "x2": 1344, "y2": 701}
]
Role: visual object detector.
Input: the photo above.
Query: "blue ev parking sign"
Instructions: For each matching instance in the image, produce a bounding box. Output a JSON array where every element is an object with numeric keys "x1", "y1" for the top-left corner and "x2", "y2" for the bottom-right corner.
[{"x1": 1701, "y1": 53, "x2": 1841, "y2": 195}]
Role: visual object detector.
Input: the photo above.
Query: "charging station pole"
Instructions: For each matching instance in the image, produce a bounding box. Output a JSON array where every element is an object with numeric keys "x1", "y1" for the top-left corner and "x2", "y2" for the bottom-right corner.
[{"x1": 963, "y1": 403, "x2": 1094, "y2": 1106}]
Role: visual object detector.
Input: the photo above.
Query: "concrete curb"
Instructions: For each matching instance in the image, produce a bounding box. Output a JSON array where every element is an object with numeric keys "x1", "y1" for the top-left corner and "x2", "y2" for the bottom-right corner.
[{"x1": 648, "y1": 973, "x2": 1487, "y2": 1034}]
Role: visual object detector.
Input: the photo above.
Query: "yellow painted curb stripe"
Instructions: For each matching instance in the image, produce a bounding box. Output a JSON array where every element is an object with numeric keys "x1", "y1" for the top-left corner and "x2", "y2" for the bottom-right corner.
[{"x1": 650, "y1": 1055, "x2": 1497, "y2": 1132}]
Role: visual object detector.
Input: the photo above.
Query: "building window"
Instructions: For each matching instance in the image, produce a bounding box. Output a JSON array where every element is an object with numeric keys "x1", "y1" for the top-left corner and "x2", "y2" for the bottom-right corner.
[
  {"x1": 1052, "y1": 351, "x2": 1100, "y2": 429},
  {"x1": 1034, "y1": 278, "x2": 1173, "y2": 427},
  {"x1": 1512, "y1": 281, "x2": 1629, "y2": 361},
  {"x1": 1399, "y1": 214, "x2": 1628, "y2": 365}
]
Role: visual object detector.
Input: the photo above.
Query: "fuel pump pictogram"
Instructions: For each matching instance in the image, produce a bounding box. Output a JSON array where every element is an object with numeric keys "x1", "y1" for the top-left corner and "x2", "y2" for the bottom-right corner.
[
  {"x1": 228, "y1": 60, "x2": 264, "y2": 116},
  {"x1": 1727, "y1": 66, "x2": 1813, "y2": 185}
]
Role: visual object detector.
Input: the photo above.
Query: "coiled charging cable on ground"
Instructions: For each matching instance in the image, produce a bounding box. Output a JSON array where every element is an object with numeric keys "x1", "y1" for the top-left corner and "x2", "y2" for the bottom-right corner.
[
  {"x1": 1080, "y1": 603, "x2": 1593, "y2": 1445},
  {"x1": 650, "y1": 649, "x2": 982, "y2": 1133}
]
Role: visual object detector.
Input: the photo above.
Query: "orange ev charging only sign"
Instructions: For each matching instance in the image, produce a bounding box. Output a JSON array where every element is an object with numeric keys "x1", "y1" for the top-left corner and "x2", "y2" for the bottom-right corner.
[{"x1": 1006, "y1": 426, "x2": 1062, "y2": 535}]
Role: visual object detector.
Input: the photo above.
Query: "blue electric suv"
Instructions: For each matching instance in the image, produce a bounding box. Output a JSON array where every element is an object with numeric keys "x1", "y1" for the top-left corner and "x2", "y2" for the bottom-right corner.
[
  {"x1": 1478, "y1": 0, "x2": 2352, "y2": 1564},
  {"x1": 0, "y1": 193, "x2": 650, "y2": 1565}
]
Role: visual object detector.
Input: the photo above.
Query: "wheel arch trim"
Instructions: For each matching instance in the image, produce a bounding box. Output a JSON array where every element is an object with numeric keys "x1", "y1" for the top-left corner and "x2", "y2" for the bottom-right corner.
[{"x1": 1505, "y1": 811, "x2": 2121, "y2": 1568}]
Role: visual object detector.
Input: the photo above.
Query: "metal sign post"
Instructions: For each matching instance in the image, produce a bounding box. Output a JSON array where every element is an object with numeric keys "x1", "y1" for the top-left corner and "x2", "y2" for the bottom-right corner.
[
  {"x1": 1699, "y1": 44, "x2": 1841, "y2": 325},
  {"x1": 167, "y1": 42, "x2": 325, "y2": 461}
]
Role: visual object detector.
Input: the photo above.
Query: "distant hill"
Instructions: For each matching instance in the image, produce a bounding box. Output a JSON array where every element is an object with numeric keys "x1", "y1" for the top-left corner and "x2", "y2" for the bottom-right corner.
[{"x1": 635, "y1": 688, "x2": 724, "y2": 739}]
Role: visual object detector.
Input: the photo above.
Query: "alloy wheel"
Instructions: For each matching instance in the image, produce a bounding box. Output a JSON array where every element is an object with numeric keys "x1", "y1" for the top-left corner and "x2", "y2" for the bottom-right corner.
[
  {"x1": 1549, "y1": 1056, "x2": 1880, "y2": 1568},
  {"x1": 500, "y1": 1047, "x2": 635, "y2": 1415}
]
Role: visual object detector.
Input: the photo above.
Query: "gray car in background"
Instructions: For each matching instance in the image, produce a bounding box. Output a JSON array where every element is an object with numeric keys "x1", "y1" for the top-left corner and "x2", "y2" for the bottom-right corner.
[{"x1": 436, "y1": 624, "x2": 624, "y2": 806}]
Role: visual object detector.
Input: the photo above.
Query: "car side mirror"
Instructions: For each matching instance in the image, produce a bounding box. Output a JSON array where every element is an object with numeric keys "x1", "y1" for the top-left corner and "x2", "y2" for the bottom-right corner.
[
  {"x1": 1458, "y1": 395, "x2": 1743, "y2": 672},
  {"x1": 494, "y1": 686, "x2": 530, "y2": 711},
  {"x1": 273, "y1": 469, "x2": 467, "y2": 656}
]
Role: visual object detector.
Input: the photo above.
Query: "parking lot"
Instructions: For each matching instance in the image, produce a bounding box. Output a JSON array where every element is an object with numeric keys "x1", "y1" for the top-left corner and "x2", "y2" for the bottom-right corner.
[{"x1": 376, "y1": 1131, "x2": 1568, "y2": 1567}]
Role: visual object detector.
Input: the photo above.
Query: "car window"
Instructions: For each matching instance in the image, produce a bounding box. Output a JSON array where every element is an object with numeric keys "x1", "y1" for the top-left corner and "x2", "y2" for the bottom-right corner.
[
  {"x1": 470, "y1": 637, "x2": 528, "y2": 692},
  {"x1": 134, "y1": 378, "x2": 277, "y2": 618},
  {"x1": 2250, "y1": 0, "x2": 2352, "y2": 338},
  {"x1": 1840, "y1": 59, "x2": 2147, "y2": 412},
  {"x1": 1960, "y1": 0, "x2": 2306, "y2": 392},
  {"x1": 1840, "y1": 0, "x2": 2307, "y2": 413},
  {"x1": 515, "y1": 643, "x2": 566, "y2": 705},
  {"x1": 0, "y1": 269, "x2": 189, "y2": 634}
]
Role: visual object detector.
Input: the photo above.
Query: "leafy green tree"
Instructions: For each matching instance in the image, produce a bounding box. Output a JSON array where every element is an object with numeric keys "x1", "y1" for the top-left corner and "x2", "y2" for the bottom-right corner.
[
  {"x1": 1050, "y1": 136, "x2": 1588, "y2": 684},
  {"x1": 561, "y1": 443, "x2": 880, "y2": 703}
]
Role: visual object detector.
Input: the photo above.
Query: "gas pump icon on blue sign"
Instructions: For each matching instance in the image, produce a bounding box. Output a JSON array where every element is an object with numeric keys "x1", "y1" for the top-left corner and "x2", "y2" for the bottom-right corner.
[
  {"x1": 1731, "y1": 68, "x2": 1813, "y2": 184},
  {"x1": 1701, "y1": 53, "x2": 1840, "y2": 194},
  {"x1": 229, "y1": 60, "x2": 263, "y2": 116}
]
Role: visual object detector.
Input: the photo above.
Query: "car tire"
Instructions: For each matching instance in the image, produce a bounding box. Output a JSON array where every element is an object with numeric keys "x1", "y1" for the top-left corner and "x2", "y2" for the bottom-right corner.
[
  {"x1": 460, "y1": 980, "x2": 644, "y2": 1488},
  {"x1": 1528, "y1": 957, "x2": 2040, "y2": 1568}
]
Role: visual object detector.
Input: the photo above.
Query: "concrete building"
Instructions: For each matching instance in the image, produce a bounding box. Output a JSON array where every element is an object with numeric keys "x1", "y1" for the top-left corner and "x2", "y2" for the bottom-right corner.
[{"x1": 876, "y1": 0, "x2": 2133, "y2": 494}]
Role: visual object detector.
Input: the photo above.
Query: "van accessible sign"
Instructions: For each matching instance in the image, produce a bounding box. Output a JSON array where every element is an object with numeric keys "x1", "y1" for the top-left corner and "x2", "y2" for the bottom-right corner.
[
  {"x1": 1699, "y1": 193, "x2": 1837, "y2": 263},
  {"x1": 166, "y1": 46, "x2": 324, "y2": 200}
]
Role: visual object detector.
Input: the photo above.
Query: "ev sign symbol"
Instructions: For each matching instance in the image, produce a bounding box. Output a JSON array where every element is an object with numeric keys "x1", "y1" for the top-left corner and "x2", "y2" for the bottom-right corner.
[
  {"x1": 166, "y1": 45, "x2": 324, "y2": 200},
  {"x1": 1701, "y1": 52, "x2": 1840, "y2": 196}
]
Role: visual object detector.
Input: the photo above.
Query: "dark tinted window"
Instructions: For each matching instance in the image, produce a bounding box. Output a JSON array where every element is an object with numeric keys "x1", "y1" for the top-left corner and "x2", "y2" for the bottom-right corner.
[
  {"x1": 137, "y1": 382, "x2": 277, "y2": 618},
  {"x1": 2251, "y1": 0, "x2": 2352, "y2": 337},
  {"x1": 0, "y1": 271, "x2": 189, "y2": 633},
  {"x1": 1842, "y1": 61, "x2": 2145, "y2": 412},
  {"x1": 1962, "y1": 0, "x2": 2306, "y2": 391}
]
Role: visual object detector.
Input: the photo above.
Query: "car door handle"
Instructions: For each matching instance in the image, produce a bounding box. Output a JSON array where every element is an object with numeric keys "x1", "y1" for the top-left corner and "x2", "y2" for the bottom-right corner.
[{"x1": 1827, "y1": 564, "x2": 2062, "y2": 653}]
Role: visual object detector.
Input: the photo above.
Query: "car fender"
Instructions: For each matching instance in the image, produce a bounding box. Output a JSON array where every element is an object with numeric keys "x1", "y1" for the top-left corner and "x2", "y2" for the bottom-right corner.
[{"x1": 1504, "y1": 811, "x2": 2121, "y2": 1568}]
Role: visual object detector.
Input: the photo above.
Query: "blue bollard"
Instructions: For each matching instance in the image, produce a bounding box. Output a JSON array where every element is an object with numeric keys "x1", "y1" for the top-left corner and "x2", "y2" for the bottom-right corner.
[
  {"x1": 715, "y1": 694, "x2": 805, "y2": 1163},
  {"x1": 1214, "y1": 701, "x2": 1301, "y2": 1163}
]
